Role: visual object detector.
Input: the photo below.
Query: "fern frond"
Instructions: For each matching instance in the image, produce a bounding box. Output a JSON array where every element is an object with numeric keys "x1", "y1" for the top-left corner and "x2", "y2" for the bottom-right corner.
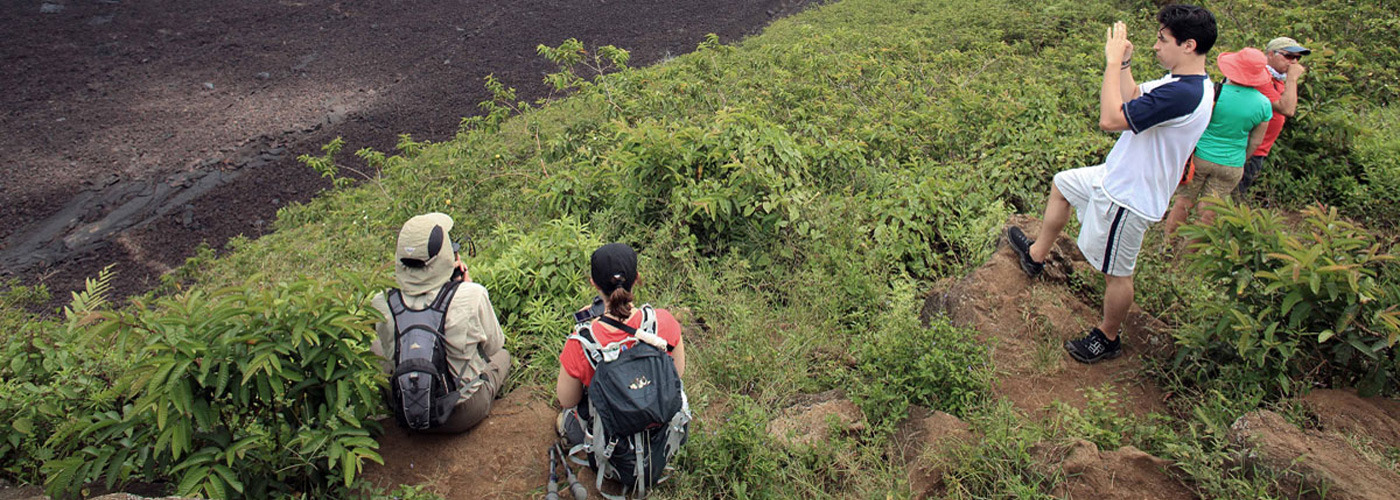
[{"x1": 65, "y1": 264, "x2": 116, "y2": 323}]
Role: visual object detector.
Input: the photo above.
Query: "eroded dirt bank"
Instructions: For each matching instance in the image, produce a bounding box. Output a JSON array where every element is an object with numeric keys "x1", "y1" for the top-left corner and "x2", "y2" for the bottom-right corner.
[{"x1": 1, "y1": 0, "x2": 816, "y2": 307}]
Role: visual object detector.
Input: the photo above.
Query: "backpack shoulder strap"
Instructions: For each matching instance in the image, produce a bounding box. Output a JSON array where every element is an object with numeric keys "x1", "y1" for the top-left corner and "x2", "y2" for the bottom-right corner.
[
  {"x1": 568, "y1": 324, "x2": 605, "y2": 369},
  {"x1": 386, "y1": 289, "x2": 407, "y2": 364},
  {"x1": 429, "y1": 280, "x2": 461, "y2": 335},
  {"x1": 598, "y1": 306, "x2": 671, "y2": 352},
  {"x1": 386, "y1": 288, "x2": 407, "y2": 316},
  {"x1": 430, "y1": 280, "x2": 461, "y2": 313}
]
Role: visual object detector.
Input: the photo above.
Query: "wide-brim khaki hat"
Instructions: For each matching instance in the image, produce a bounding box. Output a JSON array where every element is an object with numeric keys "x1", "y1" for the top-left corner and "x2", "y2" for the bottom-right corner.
[{"x1": 394, "y1": 212, "x2": 459, "y2": 295}]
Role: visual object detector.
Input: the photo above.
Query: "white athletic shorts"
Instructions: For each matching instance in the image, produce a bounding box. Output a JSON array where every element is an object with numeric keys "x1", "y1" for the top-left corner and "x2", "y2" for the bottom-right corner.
[{"x1": 1053, "y1": 165, "x2": 1153, "y2": 277}]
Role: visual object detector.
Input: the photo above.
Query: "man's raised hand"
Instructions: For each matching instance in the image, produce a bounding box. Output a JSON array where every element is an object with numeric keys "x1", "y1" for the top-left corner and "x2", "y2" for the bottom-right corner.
[
  {"x1": 1105, "y1": 21, "x2": 1130, "y2": 67},
  {"x1": 453, "y1": 259, "x2": 472, "y2": 282},
  {"x1": 1287, "y1": 62, "x2": 1306, "y2": 79}
]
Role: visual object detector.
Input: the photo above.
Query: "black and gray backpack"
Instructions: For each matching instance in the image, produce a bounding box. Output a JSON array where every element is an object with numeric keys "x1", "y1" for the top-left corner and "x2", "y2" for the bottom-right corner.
[
  {"x1": 386, "y1": 281, "x2": 462, "y2": 431},
  {"x1": 567, "y1": 305, "x2": 691, "y2": 499}
]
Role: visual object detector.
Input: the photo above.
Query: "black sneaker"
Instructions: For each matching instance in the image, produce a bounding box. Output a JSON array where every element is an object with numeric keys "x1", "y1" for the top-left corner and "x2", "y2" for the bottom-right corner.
[
  {"x1": 1064, "y1": 328, "x2": 1122, "y2": 364},
  {"x1": 1006, "y1": 226, "x2": 1044, "y2": 278}
]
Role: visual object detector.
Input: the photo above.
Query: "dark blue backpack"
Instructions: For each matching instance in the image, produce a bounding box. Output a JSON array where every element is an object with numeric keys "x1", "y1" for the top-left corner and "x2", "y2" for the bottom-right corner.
[{"x1": 567, "y1": 305, "x2": 690, "y2": 499}]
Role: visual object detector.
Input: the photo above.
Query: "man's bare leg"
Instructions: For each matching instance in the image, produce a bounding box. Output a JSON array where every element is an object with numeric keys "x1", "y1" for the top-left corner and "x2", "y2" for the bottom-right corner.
[
  {"x1": 1099, "y1": 274, "x2": 1134, "y2": 341},
  {"x1": 1029, "y1": 184, "x2": 1073, "y2": 263}
]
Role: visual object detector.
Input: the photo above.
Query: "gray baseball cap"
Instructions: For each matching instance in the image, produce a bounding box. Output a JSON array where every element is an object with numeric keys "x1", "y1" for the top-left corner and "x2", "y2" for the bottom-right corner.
[{"x1": 1265, "y1": 37, "x2": 1311, "y2": 55}]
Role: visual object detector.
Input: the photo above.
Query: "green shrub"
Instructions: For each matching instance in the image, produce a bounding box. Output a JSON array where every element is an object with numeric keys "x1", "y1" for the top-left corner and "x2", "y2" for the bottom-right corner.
[
  {"x1": 0, "y1": 271, "x2": 128, "y2": 486},
  {"x1": 673, "y1": 396, "x2": 784, "y2": 498},
  {"x1": 1048, "y1": 386, "x2": 1177, "y2": 454},
  {"x1": 1175, "y1": 200, "x2": 1399, "y2": 396},
  {"x1": 1155, "y1": 386, "x2": 1296, "y2": 499},
  {"x1": 850, "y1": 284, "x2": 990, "y2": 431},
  {"x1": 863, "y1": 167, "x2": 1012, "y2": 279},
  {"x1": 535, "y1": 110, "x2": 821, "y2": 256},
  {"x1": 467, "y1": 217, "x2": 601, "y2": 388},
  {"x1": 940, "y1": 402, "x2": 1062, "y2": 499},
  {"x1": 39, "y1": 273, "x2": 387, "y2": 499},
  {"x1": 1345, "y1": 106, "x2": 1400, "y2": 226}
]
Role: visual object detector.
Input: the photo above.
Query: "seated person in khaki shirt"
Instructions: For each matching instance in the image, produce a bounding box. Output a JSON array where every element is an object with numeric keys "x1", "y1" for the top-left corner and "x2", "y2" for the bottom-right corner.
[{"x1": 370, "y1": 212, "x2": 510, "y2": 433}]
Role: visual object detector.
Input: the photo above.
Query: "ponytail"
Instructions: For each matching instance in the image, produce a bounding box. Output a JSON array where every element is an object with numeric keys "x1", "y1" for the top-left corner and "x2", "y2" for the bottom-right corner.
[{"x1": 606, "y1": 286, "x2": 634, "y2": 320}]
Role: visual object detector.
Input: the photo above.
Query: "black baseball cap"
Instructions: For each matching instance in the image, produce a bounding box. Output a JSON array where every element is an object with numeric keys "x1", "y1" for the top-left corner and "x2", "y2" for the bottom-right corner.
[{"x1": 590, "y1": 243, "x2": 637, "y2": 295}]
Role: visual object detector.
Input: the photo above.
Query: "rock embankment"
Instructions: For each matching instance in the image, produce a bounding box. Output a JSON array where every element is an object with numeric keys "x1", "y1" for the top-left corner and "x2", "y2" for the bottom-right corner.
[{"x1": 1231, "y1": 409, "x2": 1400, "y2": 499}]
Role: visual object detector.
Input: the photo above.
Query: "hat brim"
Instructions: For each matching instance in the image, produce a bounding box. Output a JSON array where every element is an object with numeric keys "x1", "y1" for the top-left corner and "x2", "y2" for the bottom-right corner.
[
  {"x1": 1280, "y1": 46, "x2": 1311, "y2": 55},
  {"x1": 1218, "y1": 51, "x2": 1271, "y2": 88},
  {"x1": 396, "y1": 252, "x2": 454, "y2": 295}
]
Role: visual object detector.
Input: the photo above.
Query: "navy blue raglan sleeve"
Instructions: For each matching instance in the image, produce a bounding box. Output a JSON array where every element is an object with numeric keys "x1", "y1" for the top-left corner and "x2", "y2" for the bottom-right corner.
[{"x1": 1122, "y1": 79, "x2": 1205, "y2": 133}]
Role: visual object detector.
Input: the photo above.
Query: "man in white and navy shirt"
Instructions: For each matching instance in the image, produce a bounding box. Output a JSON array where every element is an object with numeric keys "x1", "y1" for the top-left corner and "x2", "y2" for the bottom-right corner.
[{"x1": 1008, "y1": 4, "x2": 1217, "y2": 363}]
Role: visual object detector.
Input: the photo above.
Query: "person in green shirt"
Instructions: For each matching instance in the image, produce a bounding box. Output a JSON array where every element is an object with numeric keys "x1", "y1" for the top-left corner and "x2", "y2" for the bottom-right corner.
[{"x1": 1162, "y1": 47, "x2": 1273, "y2": 239}]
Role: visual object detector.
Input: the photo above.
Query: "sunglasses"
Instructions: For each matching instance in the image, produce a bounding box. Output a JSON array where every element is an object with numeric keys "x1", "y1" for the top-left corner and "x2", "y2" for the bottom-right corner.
[{"x1": 1279, "y1": 52, "x2": 1302, "y2": 61}]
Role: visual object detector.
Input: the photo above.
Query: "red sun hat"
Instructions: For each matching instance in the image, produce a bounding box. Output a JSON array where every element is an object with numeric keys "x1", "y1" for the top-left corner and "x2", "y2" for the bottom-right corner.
[{"x1": 1216, "y1": 48, "x2": 1270, "y2": 88}]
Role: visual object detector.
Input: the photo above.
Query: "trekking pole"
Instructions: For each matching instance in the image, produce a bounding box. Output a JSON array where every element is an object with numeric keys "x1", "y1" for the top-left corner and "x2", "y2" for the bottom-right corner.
[
  {"x1": 555, "y1": 443, "x2": 588, "y2": 500},
  {"x1": 546, "y1": 446, "x2": 561, "y2": 500}
]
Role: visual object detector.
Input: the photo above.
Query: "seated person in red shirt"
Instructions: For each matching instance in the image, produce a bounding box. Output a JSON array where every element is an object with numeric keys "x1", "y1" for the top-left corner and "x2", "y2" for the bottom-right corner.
[{"x1": 555, "y1": 243, "x2": 687, "y2": 444}]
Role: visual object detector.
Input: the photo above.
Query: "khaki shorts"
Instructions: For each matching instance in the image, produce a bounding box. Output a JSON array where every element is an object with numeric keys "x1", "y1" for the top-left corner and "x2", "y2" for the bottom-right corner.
[{"x1": 1175, "y1": 155, "x2": 1244, "y2": 202}]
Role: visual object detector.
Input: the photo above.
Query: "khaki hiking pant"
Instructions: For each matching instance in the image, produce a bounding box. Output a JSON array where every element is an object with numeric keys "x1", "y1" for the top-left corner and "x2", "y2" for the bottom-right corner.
[
  {"x1": 1175, "y1": 155, "x2": 1244, "y2": 202},
  {"x1": 425, "y1": 349, "x2": 512, "y2": 433}
]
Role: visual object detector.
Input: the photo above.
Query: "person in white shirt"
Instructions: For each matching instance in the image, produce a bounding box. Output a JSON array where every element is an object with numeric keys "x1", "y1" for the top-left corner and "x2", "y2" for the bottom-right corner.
[{"x1": 1007, "y1": 4, "x2": 1218, "y2": 363}]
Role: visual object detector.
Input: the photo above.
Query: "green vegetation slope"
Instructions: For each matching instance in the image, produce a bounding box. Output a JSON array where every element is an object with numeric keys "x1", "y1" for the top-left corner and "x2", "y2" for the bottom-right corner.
[{"x1": 3, "y1": 0, "x2": 1398, "y2": 497}]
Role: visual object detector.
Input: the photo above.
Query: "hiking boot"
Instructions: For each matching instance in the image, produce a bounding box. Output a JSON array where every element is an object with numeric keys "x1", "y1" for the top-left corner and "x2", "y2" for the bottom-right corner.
[
  {"x1": 1064, "y1": 328, "x2": 1122, "y2": 364},
  {"x1": 1006, "y1": 226, "x2": 1044, "y2": 278},
  {"x1": 557, "y1": 409, "x2": 586, "y2": 447}
]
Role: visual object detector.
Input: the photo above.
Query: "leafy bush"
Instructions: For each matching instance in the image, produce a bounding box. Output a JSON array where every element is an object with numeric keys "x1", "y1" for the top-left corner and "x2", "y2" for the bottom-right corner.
[
  {"x1": 1049, "y1": 386, "x2": 1176, "y2": 454},
  {"x1": 1175, "y1": 200, "x2": 1399, "y2": 396},
  {"x1": 535, "y1": 110, "x2": 822, "y2": 256},
  {"x1": 863, "y1": 168, "x2": 1012, "y2": 279},
  {"x1": 37, "y1": 273, "x2": 386, "y2": 498},
  {"x1": 0, "y1": 274, "x2": 114, "y2": 486},
  {"x1": 850, "y1": 283, "x2": 990, "y2": 431},
  {"x1": 468, "y1": 217, "x2": 601, "y2": 388},
  {"x1": 939, "y1": 401, "x2": 1062, "y2": 498},
  {"x1": 1344, "y1": 106, "x2": 1400, "y2": 226},
  {"x1": 674, "y1": 396, "x2": 784, "y2": 498}
]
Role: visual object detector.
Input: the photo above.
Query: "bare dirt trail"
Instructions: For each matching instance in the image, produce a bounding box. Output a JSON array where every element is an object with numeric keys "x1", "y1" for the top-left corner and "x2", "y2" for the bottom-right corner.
[
  {"x1": 911, "y1": 217, "x2": 1191, "y2": 498},
  {"x1": 1, "y1": 0, "x2": 817, "y2": 308},
  {"x1": 931, "y1": 216, "x2": 1172, "y2": 417},
  {"x1": 363, "y1": 390, "x2": 562, "y2": 499}
]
